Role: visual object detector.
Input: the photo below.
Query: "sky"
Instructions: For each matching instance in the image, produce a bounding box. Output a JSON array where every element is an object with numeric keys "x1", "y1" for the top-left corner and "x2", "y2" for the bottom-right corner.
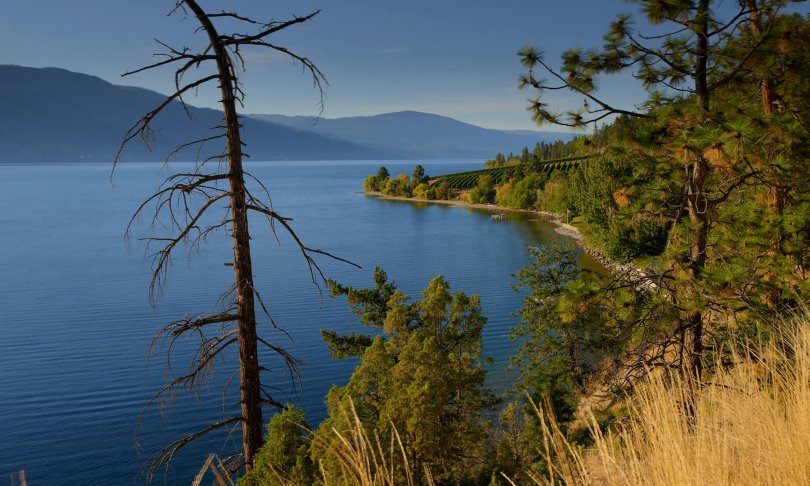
[{"x1": 2, "y1": 1, "x2": 807, "y2": 130}]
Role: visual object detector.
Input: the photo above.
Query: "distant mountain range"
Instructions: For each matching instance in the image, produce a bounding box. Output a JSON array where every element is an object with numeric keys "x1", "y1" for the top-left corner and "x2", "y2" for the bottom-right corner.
[
  {"x1": 248, "y1": 112, "x2": 574, "y2": 160},
  {"x1": 0, "y1": 65, "x2": 573, "y2": 163},
  {"x1": 0, "y1": 65, "x2": 385, "y2": 163}
]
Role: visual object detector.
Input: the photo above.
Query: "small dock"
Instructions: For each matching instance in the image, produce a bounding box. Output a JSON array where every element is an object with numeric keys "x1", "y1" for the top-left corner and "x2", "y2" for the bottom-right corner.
[{"x1": 491, "y1": 213, "x2": 507, "y2": 222}]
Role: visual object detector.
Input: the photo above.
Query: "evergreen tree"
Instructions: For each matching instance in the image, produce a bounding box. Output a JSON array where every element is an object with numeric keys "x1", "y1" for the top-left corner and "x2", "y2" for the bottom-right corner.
[
  {"x1": 316, "y1": 271, "x2": 498, "y2": 483},
  {"x1": 512, "y1": 245, "x2": 596, "y2": 421},
  {"x1": 412, "y1": 164, "x2": 428, "y2": 183},
  {"x1": 510, "y1": 244, "x2": 676, "y2": 427},
  {"x1": 518, "y1": 0, "x2": 806, "y2": 376},
  {"x1": 520, "y1": 146, "x2": 531, "y2": 163}
]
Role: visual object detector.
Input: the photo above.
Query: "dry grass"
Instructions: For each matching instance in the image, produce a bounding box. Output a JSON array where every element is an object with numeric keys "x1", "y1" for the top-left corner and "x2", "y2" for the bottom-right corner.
[
  {"x1": 192, "y1": 453, "x2": 235, "y2": 486},
  {"x1": 195, "y1": 399, "x2": 433, "y2": 486},
  {"x1": 199, "y1": 316, "x2": 809, "y2": 486},
  {"x1": 314, "y1": 400, "x2": 434, "y2": 486},
  {"x1": 611, "y1": 188, "x2": 630, "y2": 208},
  {"x1": 523, "y1": 314, "x2": 810, "y2": 486},
  {"x1": 9, "y1": 471, "x2": 27, "y2": 486}
]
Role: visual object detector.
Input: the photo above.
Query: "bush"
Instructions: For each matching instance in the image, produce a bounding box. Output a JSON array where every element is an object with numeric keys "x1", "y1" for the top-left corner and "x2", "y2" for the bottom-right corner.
[
  {"x1": 495, "y1": 180, "x2": 514, "y2": 206},
  {"x1": 502, "y1": 173, "x2": 545, "y2": 209},
  {"x1": 237, "y1": 405, "x2": 314, "y2": 485},
  {"x1": 469, "y1": 175, "x2": 496, "y2": 204},
  {"x1": 434, "y1": 181, "x2": 452, "y2": 200},
  {"x1": 381, "y1": 174, "x2": 413, "y2": 197},
  {"x1": 535, "y1": 179, "x2": 568, "y2": 213},
  {"x1": 413, "y1": 182, "x2": 432, "y2": 199},
  {"x1": 363, "y1": 174, "x2": 381, "y2": 192}
]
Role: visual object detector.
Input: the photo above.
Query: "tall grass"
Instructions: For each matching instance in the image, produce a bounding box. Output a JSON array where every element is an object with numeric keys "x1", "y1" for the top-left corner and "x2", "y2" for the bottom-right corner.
[
  {"x1": 204, "y1": 315, "x2": 809, "y2": 485},
  {"x1": 8, "y1": 471, "x2": 27, "y2": 486},
  {"x1": 524, "y1": 314, "x2": 810, "y2": 486},
  {"x1": 211, "y1": 399, "x2": 434, "y2": 486},
  {"x1": 193, "y1": 453, "x2": 234, "y2": 486},
  {"x1": 313, "y1": 400, "x2": 434, "y2": 486}
]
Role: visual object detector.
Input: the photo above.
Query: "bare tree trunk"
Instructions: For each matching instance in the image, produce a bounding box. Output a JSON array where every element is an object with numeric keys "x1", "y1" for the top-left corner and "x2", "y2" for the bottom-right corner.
[
  {"x1": 682, "y1": 0, "x2": 711, "y2": 378},
  {"x1": 745, "y1": 0, "x2": 777, "y2": 116},
  {"x1": 695, "y1": 0, "x2": 711, "y2": 115},
  {"x1": 116, "y1": 3, "x2": 344, "y2": 480},
  {"x1": 184, "y1": 0, "x2": 264, "y2": 468},
  {"x1": 685, "y1": 156, "x2": 709, "y2": 378}
]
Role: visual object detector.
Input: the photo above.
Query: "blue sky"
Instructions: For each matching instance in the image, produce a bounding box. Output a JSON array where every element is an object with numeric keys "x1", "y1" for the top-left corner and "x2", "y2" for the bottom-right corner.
[{"x1": 2, "y1": 1, "x2": 806, "y2": 130}]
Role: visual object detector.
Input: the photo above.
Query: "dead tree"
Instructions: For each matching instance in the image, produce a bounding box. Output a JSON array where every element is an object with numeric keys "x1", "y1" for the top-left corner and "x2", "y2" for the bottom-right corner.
[{"x1": 114, "y1": 1, "x2": 356, "y2": 480}]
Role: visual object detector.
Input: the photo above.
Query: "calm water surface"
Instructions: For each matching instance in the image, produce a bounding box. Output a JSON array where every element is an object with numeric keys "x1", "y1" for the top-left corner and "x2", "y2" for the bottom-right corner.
[{"x1": 0, "y1": 160, "x2": 598, "y2": 485}]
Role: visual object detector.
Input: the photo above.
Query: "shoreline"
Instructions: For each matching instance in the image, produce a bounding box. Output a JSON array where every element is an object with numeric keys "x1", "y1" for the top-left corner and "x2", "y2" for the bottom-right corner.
[
  {"x1": 364, "y1": 191, "x2": 652, "y2": 286},
  {"x1": 364, "y1": 190, "x2": 583, "y2": 239}
]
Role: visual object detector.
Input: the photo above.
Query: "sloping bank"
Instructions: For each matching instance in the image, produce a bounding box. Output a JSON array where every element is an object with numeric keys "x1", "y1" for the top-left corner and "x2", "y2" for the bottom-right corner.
[{"x1": 364, "y1": 191, "x2": 655, "y2": 288}]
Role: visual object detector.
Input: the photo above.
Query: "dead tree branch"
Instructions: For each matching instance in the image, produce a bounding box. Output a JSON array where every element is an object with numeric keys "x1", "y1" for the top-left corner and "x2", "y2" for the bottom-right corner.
[{"x1": 115, "y1": 2, "x2": 355, "y2": 480}]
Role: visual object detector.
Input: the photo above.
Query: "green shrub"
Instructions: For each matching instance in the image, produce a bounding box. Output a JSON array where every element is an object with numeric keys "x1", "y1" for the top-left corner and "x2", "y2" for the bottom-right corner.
[
  {"x1": 238, "y1": 405, "x2": 314, "y2": 486},
  {"x1": 535, "y1": 179, "x2": 568, "y2": 213},
  {"x1": 434, "y1": 181, "x2": 452, "y2": 200},
  {"x1": 413, "y1": 182, "x2": 432, "y2": 199},
  {"x1": 503, "y1": 173, "x2": 545, "y2": 209},
  {"x1": 363, "y1": 174, "x2": 381, "y2": 192},
  {"x1": 381, "y1": 174, "x2": 414, "y2": 197},
  {"x1": 469, "y1": 175, "x2": 496, "y2": 204}
]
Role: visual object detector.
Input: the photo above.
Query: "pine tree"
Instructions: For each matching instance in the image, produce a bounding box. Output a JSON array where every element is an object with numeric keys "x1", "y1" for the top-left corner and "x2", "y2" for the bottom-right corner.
[
  {"x1": 315, "y1": 271, "x2": 498, "y2": 483},
  {"x1": 518, "y1": 0, "x2": 806, "y2": 376}
]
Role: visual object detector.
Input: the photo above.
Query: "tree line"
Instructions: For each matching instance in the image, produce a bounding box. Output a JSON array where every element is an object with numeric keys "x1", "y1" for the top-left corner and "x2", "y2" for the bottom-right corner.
[{"x1": 363, "y1": 164, "x2": 458, "y2": 200}]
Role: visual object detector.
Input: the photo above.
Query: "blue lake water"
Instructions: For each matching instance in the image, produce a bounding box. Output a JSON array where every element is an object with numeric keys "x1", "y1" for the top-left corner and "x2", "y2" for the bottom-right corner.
[{"x1": 0, "y1": 160, "x2": 598, "y2": 485}]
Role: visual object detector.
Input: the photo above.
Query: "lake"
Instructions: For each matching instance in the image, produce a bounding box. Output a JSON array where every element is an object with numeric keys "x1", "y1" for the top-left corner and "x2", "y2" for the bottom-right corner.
[{"x1": 0, "y1": 160, "x2": 598, "y2": 485}]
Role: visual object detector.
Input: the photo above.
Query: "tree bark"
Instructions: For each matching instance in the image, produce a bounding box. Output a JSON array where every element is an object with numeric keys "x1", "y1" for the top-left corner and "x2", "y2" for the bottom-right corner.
[
  {"x1": 745, "y1": 0, "x2": 776, "y2": 116},
  {"x1": 683, "y1": 0, "x2": 711, "y2": 378},
  {"x1": 695, "y1": 0, "x2": 711, "y2": 114},
  {"x1": 185, "y1": 0, "x2": 264, "y2": 470},
  {"x1": 685, "y1": 155, "x2": 709, "y2": 378}
]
